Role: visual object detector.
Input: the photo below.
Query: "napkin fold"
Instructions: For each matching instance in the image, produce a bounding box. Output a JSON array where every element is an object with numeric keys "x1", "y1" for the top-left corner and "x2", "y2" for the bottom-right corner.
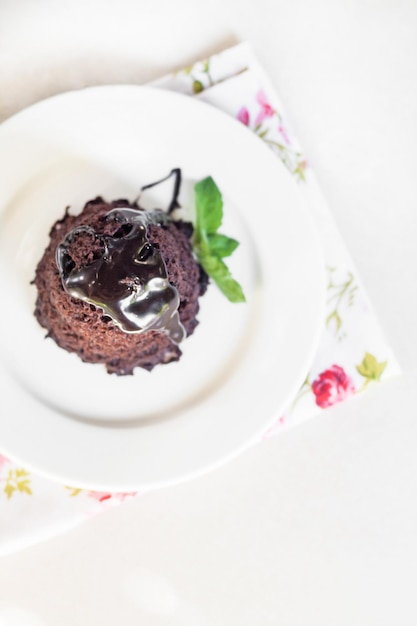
[{"x1": 0, "y1": 42, "x2": 401, "y2": 556}]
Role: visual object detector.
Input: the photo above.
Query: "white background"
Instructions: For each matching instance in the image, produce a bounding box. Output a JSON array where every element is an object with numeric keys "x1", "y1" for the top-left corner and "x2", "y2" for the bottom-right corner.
[{"x1": 0, "y1": 0, "x2": 417, "y2": 624}]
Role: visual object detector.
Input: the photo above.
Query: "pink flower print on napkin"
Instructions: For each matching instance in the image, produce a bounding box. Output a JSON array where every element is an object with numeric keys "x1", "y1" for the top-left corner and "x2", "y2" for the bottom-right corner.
[
  {"x1": 311, "y1": 365, "x2": 355, "y2": 408},
  {"x1": 278, "y1": 123, "x2": 290, "y2": 145},
  {"x1": 255, "y1": 89, "x2": 275, "y2": 125},
  {"x1": 88, "y1": 491, "x2": 137, "y2": 504},
  {"x1": 236, "y1": 91, "x2": 275, "y2": 128},
  {"x1": 0, "y1": 454, "x2": 10, "y2": 470},
  {"x1": 262, "y1": 415, "x2": 287, "y2": 440},
  {"x1": 237, "y1": 106, "x2": 250, "y2": 126}
]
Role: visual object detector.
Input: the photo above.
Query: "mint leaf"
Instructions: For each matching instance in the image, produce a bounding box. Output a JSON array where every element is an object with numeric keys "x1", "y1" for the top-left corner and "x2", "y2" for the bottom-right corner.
[
  {"x1": 193, "y1": 176, "x2": 245, "y2": 303},
  {"x1": 207, "y1": 233, "x2": 239, "y2": 258},
  {"x1": 194, "y1": 176, "x2": 223, "y2": 234},
  {"x1": 199, "y1": 254, "x2": 246, "y2": 303}
]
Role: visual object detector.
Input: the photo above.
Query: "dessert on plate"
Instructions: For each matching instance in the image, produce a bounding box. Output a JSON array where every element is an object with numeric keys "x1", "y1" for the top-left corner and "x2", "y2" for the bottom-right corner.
[{"x1": 33, "y1": 169, "x2": 244, "y2": 375}]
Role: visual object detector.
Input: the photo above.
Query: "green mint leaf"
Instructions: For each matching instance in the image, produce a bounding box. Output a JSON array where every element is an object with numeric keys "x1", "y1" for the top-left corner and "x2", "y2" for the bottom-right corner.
[
  {"x1": 199, "y1": 254, "x2": 246, "y2": 303},
  {"x1": 194, "y1": 176, "x2": 223, "y2": 234},
  {"x1": 193, "y1": 176, "x2": 245, "y2": 303},
  {"x1": 207, "y1": 233, "x2": 239, "y2": 258}
]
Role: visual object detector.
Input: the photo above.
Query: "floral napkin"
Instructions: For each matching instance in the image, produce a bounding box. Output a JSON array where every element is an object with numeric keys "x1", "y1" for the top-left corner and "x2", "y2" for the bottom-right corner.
[{"x1": 0, "y1": 42, "x2": 401, "y2": 556}]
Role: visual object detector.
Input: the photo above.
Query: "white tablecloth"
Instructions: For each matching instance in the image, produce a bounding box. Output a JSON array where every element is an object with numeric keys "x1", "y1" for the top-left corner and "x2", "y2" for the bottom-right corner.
[{"x1": 0, "y1": 1, "x2": 416, "y2": 625}]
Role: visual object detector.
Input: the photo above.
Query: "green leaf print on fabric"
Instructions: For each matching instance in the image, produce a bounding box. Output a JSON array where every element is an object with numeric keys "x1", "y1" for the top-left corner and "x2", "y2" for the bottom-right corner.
[
  {"x1": 182, "y1": 58, "x2": 214, "y2": 93},
  {"x1": 192, "y1": 80, "x2": 204, "y2": 94},
  {"x1": 326, "y1": 267, "x2": 358, "y2": 340},
  {"x1": 3, "y1": 468, "x2": 32, "y2": 499},
  {"x1": 65, "y1": 486, "x2": 83, "y2": 496},
  {"x1": 356, "y1": 353, "x2": 387, "y2": 385}
]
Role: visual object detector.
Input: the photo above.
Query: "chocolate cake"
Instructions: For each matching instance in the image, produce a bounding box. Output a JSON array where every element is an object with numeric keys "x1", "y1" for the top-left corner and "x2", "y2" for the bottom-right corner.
[{"x1": 33, "y1": 173, "x2": 208, "y2": 375}]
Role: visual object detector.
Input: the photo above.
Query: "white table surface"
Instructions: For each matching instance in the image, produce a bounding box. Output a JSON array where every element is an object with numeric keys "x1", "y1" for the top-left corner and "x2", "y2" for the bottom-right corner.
[{"x1": 1, "y1": 0, "x2": 417, "y2": 624}]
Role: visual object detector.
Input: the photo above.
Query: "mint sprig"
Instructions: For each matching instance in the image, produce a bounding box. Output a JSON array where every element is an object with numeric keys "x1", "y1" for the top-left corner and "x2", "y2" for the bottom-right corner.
[{"x1": 193, "y1": 177, "x2": 245, "y2": 303}]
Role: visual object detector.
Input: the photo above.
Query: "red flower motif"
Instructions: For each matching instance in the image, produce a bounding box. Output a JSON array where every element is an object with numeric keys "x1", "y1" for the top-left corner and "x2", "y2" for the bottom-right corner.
[
  {"x1": 88, "y1": 491, "x2": 137, "y2": 503},
  {"x1": 89, "y1": 491, "x2": 112, "y2": 502},
  {"x1": 237, "y1": 107, "x2": 250, "y2": 126},
  {"x1": 311, "y1": 365, "x2": 355, "y2": 408}
]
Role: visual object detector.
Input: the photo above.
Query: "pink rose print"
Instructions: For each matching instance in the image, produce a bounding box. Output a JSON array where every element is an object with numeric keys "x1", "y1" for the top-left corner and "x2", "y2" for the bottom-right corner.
[
  {"x1": 311, "y1": 365, "x2": 355, "y2": 408},
  {"x1": 237, "y1": 106, "x2": 250, "y2": 126},
  {"x1": 255, "y1": 89, "x2": 275, "y2": 125}
]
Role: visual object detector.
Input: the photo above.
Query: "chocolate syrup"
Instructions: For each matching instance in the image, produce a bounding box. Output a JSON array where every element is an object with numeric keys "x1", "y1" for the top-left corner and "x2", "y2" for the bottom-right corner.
[
  {"x1": 56, "y1": 207, "x2": 185, "y2": 343},
  {"x1": 139, "y1": 168, "x2": 182, "y2": 214}
]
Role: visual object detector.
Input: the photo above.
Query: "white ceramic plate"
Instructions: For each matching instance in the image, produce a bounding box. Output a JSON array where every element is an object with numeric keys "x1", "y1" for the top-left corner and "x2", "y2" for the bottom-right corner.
[{"x1": 0, "y1": 85, "x2": 325, "y2": 491}]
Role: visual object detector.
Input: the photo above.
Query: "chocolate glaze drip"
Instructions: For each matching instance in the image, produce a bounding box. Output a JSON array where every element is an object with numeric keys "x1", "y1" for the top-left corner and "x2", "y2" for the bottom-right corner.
[
  {"x1": 139, "y1": 168, "x2": 182, "y2": 214},
  {"x1": 56, "y1": 207, "x2": 186, "y2": 343}
]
